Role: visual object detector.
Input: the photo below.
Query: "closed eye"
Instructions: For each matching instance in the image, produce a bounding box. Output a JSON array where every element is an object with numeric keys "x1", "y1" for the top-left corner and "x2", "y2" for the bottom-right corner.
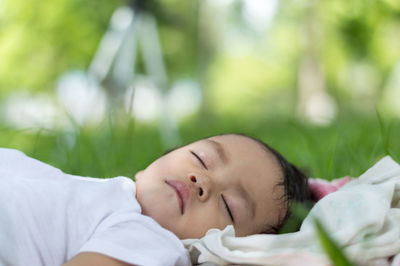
[
  {"x1": 190, "y1": 151, "x2": 208, "y2": 170},
  {"x1": 222, "y1": 194, "x2": 234, "y2": 222}
]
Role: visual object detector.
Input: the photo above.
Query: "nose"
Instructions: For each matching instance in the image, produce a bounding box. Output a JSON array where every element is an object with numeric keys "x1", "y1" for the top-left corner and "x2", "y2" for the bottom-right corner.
[{"x1": 189, "y1": 174, "x2": 211, "y2": 201}]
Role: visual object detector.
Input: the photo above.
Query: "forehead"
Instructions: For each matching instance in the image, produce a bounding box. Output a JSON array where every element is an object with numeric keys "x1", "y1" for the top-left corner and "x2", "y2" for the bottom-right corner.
[
  {"x1": 208, "y1": 135, "x2": 276, "y2": 171},
  {"x1": 209, "y1": 134, "x2": 265, "y2": 157}
]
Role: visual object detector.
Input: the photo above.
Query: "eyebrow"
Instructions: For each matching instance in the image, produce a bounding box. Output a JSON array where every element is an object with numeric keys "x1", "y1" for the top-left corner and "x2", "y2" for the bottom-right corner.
[{"x1": 206, "y1": 139, "x2": 228, "y2": 164}]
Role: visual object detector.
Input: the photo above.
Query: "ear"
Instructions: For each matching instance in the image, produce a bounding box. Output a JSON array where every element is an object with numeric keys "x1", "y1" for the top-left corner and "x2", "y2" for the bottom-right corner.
[{"x1": 134, "y1": 170, "x2": 144, "y2": 181}]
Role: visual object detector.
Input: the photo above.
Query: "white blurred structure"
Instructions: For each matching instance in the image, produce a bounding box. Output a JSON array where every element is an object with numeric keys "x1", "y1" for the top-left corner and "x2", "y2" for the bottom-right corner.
[
  {"x1": 124, "y1": 78, "x2": 202, "y2": 123},
  {"x1": 125, "y1": 78, "x2": 162, "y2": 122},
  {"x1": 205, "y1": 0, "x2": 278, "y2": 55},
  {"x1": 56, "y1": 71, "x2": 107, "y2": 126},
  {"x1": 208, "y1": 0, "x2": 278, "y2": 32},
  {"x1": 1, "y1": 92, "x2": 60, "y2": 129},
  {"x1": 242, "y1": 0, "x2": 278, "y2": 32},
  {"x1": 297, "y1": 57, "x2": 337, "y2": 125},
  {"x1": 86, "y1": 4, "x2": 203, "y2": 147},
  {"x1": 167, "y1": 80, "x2": 202, "y2": 121}
]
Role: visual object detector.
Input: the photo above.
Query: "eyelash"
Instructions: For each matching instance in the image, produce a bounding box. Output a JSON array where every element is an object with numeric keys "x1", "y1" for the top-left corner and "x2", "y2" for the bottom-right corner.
[
  {"x1": 222, "y1": 195, "x2": 234, "y2": 222},
  {"x1": 190, "y1": 151, "x2": 208, "y2": 170}
]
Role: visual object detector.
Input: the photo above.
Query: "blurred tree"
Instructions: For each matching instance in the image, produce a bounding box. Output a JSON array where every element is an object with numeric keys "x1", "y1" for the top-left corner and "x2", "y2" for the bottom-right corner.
[
  {"x1": 0, "y1": 0, "x2": 201, "y2": 96},
  {"x1": 0, "y1": 0, "x2": 120, "y2": 95},
  {"x1": 1, "y1": 0, "x2": 400, "y2": 119}
]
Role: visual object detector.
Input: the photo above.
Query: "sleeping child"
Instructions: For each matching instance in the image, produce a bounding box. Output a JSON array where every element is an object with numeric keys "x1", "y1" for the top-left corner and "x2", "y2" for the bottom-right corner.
[{"x1": 0, "y1": 133, "x2": 309, "y2": 266}]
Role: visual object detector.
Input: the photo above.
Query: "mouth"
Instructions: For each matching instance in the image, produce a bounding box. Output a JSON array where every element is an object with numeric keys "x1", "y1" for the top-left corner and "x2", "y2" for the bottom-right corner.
[{"x1": 165, "y1": 180, "x2": 189, "y2": 214}]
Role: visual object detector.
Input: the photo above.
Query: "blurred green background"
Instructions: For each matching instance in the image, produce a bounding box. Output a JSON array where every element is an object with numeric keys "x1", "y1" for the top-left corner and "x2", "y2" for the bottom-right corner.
[{"x1": 0, "y1": 0, "x2": 399, "y2": 180}]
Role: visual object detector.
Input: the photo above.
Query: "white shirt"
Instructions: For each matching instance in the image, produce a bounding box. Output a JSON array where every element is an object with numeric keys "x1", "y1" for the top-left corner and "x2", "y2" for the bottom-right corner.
[{"x1": 0, "y1": 148, "x2": 190, "y2": 266}]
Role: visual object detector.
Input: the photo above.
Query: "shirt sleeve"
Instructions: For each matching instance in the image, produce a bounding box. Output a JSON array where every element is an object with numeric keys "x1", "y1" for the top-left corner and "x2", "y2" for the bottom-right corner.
[
  {"x1": 0, "y1": 148, "x2": 63, "y2": 179},
  {"x1": 78, "y1": 211, "x2": 191, "y2": 266}
]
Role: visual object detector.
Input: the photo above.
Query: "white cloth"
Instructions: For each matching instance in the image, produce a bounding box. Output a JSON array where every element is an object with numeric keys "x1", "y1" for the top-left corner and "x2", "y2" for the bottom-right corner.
[
  {"x1": 183, "y1": 156, "x2": 400, "y2": 266},
  {"x1": 0, "y1": 148, "x2": 190, "y2": 266}
]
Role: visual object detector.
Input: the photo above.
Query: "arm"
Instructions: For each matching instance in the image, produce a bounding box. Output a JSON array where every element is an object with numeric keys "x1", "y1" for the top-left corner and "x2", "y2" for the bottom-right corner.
[{"x1": 63, "y1": 252, "x2": 133, "y2": 266}]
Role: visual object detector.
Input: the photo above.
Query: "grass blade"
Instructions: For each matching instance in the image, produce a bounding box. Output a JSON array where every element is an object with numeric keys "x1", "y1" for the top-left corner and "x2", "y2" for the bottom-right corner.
[{"x1": 314, "y1": 219, "x2": 354, "y2": 266}]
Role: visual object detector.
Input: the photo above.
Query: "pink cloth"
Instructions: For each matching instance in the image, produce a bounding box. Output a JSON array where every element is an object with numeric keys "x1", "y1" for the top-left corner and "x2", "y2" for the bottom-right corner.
[{"x1": 308, "y1": 176, "x2": 352, "y2": 201}]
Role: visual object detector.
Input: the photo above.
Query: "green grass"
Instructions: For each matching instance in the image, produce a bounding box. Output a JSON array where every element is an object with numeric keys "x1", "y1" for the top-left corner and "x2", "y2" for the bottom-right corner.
[
  {"x1": 314, "y1": 218, "x2": 355, "y2": 266},
  {"x1": 0, "y1": 113, "x2": 399, "y2": 179}
]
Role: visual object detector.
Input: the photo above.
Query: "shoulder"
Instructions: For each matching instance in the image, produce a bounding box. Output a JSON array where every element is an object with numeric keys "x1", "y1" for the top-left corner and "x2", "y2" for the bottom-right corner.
[
  {"x1": 0, "y1": 147, "x2": 26, "y2": 158},
  {"x1": 0, "y1": 147, "x2": 64, "y2": 179}
]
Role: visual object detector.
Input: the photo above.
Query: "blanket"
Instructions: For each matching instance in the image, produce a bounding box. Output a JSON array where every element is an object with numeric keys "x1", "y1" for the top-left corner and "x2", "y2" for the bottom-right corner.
[{"x1": 183, "y1": 156, "x2": 400, "y2": 266}]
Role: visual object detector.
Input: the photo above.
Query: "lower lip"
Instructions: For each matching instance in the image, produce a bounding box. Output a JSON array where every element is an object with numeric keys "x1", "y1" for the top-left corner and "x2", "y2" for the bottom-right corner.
[{"x1": 165, "y1": 180, "x2": 189, "y2": 214}]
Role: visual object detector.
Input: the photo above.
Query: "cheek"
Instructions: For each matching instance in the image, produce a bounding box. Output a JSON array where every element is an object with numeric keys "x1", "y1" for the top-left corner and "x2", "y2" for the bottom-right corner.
[
  {"x1": 181, "y1": 203, "x2": 229, "y2": 238},
  {"x1": 136, "y1": 180, "x2": 176, "y2": 221},
  {"x1": 136, "y1": 163, "x2": 168, "y2": 185},
  {"x1": 146, "y1": 157, "x2": 177, "y2": 176}
]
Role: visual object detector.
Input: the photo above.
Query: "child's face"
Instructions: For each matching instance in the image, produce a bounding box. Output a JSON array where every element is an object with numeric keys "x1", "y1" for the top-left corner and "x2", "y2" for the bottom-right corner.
[{"x1": 135, "y1": 134, "x2": 285, "y2": 239}]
